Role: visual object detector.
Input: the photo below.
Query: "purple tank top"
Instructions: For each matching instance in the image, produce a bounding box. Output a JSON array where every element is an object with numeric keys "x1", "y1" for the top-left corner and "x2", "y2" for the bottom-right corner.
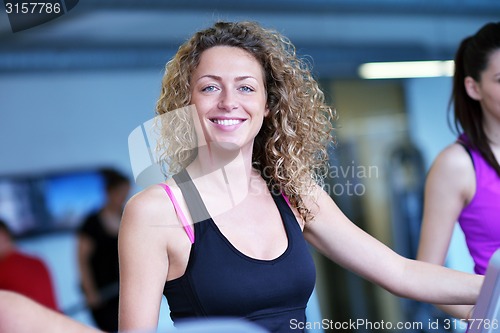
[{"x1": 457, "y1": 135, "x2": 500, "y2": 274}]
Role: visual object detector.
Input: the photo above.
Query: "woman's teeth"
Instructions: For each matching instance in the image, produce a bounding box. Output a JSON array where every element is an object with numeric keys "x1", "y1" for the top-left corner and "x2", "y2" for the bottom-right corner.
[{"x1": 211, "y1": 119, "x2": 242, "y2": 126}]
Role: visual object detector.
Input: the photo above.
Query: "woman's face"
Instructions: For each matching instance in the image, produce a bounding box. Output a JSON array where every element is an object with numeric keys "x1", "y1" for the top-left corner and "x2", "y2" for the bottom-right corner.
[
  {"x1": 471, "y1": 49, "x2": 500, "y2": 126},
  {"x1": 189, "y1": 46, "x2": 269, "y2": 153}
]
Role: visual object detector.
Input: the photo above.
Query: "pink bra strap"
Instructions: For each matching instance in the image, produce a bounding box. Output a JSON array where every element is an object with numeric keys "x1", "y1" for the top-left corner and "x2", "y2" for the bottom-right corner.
[
  {"x1": 158, "y1": 183, "x2": 195, "y2": 244},
  {"x1": 282, "y1": 192, "x2": 291, "y2": 206}
]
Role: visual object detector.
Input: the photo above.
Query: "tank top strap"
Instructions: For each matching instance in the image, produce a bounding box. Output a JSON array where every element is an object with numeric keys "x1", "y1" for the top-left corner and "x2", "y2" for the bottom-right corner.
[
  {"x1": 172, "y1": 169, "x2": 212, "y2": 226},
  {"x1": 457, "y1": 134, "x2": 475, "y2": 169},
  {"x1": 158, "y1": 183, "x2": 195, "y2": 244}
]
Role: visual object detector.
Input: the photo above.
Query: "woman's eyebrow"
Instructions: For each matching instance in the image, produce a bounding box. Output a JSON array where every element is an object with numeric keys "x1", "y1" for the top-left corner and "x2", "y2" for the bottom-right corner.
[
  {"x1": 196, "y1": 75, "x2": 258, "y2": 82},
  {"x1": 196, "y1": 74, "x2": 222, "y2": 82},
  {"x1": 235, "y1": 75, "x2": 258, "y2": 82}
]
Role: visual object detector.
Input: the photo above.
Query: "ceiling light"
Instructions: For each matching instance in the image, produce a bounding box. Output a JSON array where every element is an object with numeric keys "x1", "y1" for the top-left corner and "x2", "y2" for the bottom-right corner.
[{"x1": 358, "y1": 60, "x2": 454, "y2": 79}]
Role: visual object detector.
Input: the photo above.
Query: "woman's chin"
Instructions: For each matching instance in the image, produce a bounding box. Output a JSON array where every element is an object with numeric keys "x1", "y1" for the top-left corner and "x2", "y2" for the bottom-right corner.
[
  {"x1": 205, "y1": 140, "x2": 245, "y2": 152},
  {"x1": 213, "y1": 141, "x2": 241, "y2": 150}
]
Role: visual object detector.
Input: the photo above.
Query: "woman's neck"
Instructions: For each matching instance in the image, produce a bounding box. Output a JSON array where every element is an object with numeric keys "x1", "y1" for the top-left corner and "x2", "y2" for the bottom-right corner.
[
  {"x1": 184, "y1": 144, "x2": 257, "y2": 218},
  {"x1": 188, "y1": 143, "x2": 254, "y2": 181},
  {"x1": 482, "y1": 113, "x2": 500, "y2": 162},
  {"x1": 483, "y1": 116, "x2": 500, "y2": 148}
]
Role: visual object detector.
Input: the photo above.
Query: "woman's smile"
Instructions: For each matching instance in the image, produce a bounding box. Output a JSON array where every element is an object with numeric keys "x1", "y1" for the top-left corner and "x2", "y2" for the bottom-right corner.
[{"x1": 209, "y1": 117, "x2": 246, "y2": 130}]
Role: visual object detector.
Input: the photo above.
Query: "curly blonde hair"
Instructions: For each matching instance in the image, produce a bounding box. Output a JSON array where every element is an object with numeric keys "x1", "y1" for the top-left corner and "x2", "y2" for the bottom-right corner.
[{"x1": 156, "y1": 21, "x2": 336, "y2": 222}]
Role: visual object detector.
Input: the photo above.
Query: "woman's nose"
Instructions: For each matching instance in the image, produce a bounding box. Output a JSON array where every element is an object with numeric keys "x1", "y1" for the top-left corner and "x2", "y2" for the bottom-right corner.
[{"x1": 217, "y1": 90, "x2": 238, "y2": 111}]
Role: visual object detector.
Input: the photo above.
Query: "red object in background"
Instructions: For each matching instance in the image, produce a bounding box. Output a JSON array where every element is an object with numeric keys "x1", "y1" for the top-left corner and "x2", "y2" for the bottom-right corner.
[{"x1": 0, "y1": 250, "x2": 59, "y2": 311}]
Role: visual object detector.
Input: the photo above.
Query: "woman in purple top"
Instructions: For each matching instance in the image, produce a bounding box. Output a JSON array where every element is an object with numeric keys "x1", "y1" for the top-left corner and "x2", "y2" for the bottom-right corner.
[{"x1": 418, "y1": 21, "x2": 500, "y2": 318}]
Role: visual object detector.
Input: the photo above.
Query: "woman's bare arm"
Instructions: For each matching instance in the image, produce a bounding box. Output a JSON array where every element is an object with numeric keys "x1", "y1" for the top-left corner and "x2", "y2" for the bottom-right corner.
[
  {"x1": 417, "y1": 144, "x2": 476, "y2": 318},
  {"x1": 0, "y1": 291, "x2": 102, "y2": 333},
  {"x1": 118, "y1": 186, "x2": 173, "y2": 332},
  {"x1": 303, "y1": 184, "x2": 482, "y2": 311}
]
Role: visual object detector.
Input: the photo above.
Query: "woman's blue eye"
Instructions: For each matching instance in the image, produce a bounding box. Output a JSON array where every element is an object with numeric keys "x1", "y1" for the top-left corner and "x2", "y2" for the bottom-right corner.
[
  {"x1": 239, "y1": 86, "x2": 254, "y2": 92},
  {"x1": 202, "y1": 85, "x2": 217, "y2": 92}
]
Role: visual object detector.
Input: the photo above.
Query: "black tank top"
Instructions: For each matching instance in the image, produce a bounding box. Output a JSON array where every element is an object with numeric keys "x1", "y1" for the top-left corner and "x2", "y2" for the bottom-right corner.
[{"x1": 163, "y1": 170, "x2": 316, "y2": 333}]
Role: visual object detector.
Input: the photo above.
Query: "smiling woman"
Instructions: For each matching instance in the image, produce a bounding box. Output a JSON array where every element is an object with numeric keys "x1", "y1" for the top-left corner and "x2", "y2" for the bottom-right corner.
[
  {"x1": 116, "y1": 21, "x2": 484, "y2": 333},
  {"x1": 119, "y1": 22, "x2": 329, "y2": 333}
]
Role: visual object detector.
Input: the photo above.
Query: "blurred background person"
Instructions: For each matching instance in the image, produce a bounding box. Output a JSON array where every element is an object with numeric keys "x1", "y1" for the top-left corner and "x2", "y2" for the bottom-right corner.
[
  {"x1": 0, "y1": 218, "x2": 59, "y2": 311},
  {"x1": 417, "y1": 21, "x2": 500, "y2": 319},
  {"x1": 77, "y1": 168, "x2": 131, "y2": 332}
]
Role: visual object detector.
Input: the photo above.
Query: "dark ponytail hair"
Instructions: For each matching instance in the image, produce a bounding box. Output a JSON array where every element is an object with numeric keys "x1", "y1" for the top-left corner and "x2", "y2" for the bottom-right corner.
[{"x1": 450, "y1": 21, "x2": 500, "y2": 177}]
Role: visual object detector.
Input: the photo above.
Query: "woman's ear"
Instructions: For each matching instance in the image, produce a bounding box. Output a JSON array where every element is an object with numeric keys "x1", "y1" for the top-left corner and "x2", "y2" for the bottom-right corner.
[
  {"x1": 264, "y1": 105, "x2": 270, "y2": 117},
  {"x1": 464, "y1": 76, "x2": 482, "y2": 101}
]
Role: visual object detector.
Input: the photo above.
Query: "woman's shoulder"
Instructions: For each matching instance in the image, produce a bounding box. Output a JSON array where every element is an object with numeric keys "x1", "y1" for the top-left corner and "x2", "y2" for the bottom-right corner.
[
  {"x1": 427, "y1": 142, "x2": 476, "y2": 200},
  {"x1": 432, "y1": 142, "x2": 474, "y2": 174},
  {"x1": 122, "y1": 182, "x2": 178, "y2": 226}
]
